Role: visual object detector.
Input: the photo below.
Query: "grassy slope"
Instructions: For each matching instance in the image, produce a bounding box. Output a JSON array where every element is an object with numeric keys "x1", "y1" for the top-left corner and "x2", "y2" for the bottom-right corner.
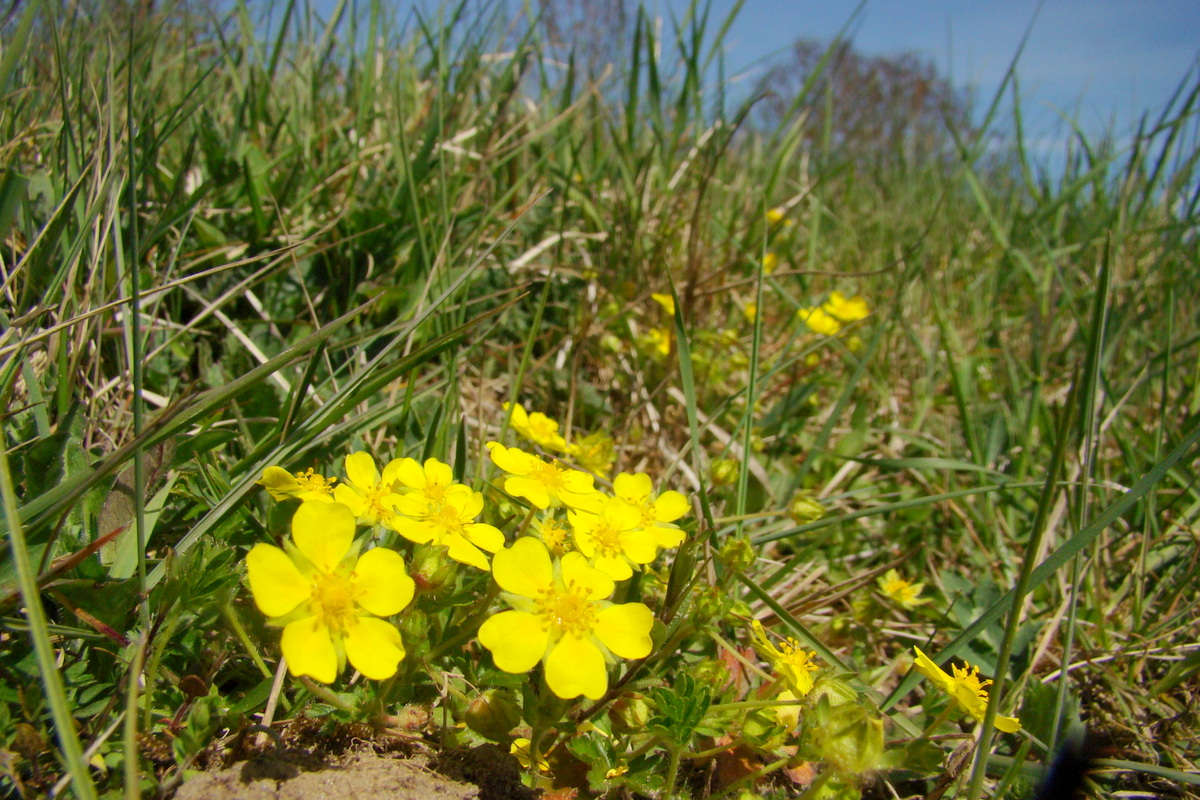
[{"x1": 1, "y1": 1, "x2": 1198, "y2": 797}]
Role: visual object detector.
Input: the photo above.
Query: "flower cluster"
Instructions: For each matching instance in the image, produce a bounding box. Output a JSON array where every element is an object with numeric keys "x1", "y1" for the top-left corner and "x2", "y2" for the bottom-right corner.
[
  {"x1": 797, "y1": 291, "x2": 870, "y2": 336},
  {"x1": 477, "y1": 428, "x2": 690, "y2": 698},
  {"x1": 503, "y1": 401, "x2": 616, "y2": 477},
  {"x1": 243, "y1": 404, "x2": 689, "y2": 702},
  {"x1": 246, "y1": 451, "x2": 504, "y2": 683}
]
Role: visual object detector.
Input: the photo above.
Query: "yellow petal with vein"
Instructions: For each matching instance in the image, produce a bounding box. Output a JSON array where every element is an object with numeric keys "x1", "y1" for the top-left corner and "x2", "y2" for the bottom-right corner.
[
  {"x1": 246, "y1": 544, "x2": 310, "y2": 617},
  {"x1": 282, "y1": 617, "x2": 337, "y2": 683},
  {"x1": 594, "y1": 603, "x2": 654, "y2": 659},
  {"x1": 479, "y1": 611, "x2": 547, "y2": 673},
  {"x1": 545, "y1": 635, "x2": 606, "y2": 699},
  {"x1": 351, "y1": 548, "x2": 413, "y2": 617},
  {"x1": 344, "y1": 617, "x2": 405, "y2": 680},
  {"x1": 491, "y1": 537, "x2": 552, "y2": 597},
  {"x1": 292, "y1": 501, "x2": 354, "y2": 572}
]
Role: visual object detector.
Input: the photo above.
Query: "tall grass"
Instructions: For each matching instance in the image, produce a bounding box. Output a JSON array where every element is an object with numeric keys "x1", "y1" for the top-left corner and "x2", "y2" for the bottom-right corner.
[{"x1": 1, "y1": 0, "x2": 1198, "y2": 797}]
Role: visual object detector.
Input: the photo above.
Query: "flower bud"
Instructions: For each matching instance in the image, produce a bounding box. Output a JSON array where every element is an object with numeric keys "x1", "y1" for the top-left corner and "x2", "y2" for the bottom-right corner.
[
  {"x1": 464, "y1": 689, "x2": 522, "y2": 742},
  {"x1": 710, "y1": 459, "x2": 739, "y2": 487},
  {"x1": 787, "y1": 493, "x2": 825, "y2": 525},
  {"x1": 718, "y1": 536, "x2": 756, "y2": 573},
  {"x1": 610, "y1": 694, "x2": 651, "y2": 733}
]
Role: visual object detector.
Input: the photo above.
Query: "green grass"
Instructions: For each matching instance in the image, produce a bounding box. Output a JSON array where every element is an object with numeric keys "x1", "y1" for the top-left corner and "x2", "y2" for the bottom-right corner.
[{"x1": 1, "y1": 1, "x2": 1199, "y2": 798}]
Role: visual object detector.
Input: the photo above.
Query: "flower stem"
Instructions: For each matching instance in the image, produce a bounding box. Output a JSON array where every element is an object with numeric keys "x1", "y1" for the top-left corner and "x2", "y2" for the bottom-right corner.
[
  {"x1": 428, "y1": 583, "x2": 499, "y2": 660},
  {"x1": 298, "y1": 676, "x2": 356, "y2": 714},
  {"x1": 662, "y1": 742, "x2": 683, "y2": 799}
]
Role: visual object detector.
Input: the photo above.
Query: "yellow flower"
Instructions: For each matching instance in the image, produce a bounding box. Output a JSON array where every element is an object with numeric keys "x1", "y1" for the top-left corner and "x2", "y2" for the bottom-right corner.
[
  {"x1": 569, "y1": 496, "x2": 658, "y2": 581},
  {"x1": 751, "y1": 619, "x2": 819, "y2": 696},
  {"x1": 244, "y1": 501, "x2": 413, "y2": 683},
  {"x1": 611, "y1": 472, "x2": 688, "y2": 550},
  {"x1": 773, "y1": 689, "x2": 801, "y2": 730},
  {"x1": 762, "y1": 252, "x2": 778, "y2": 274},
  {"x1": 391, "y1": 485, "x2": 504, "y2": 571},
  {"x1": 651, "y1": 292, "x2": 676, "y2": 316},
  {"x1": 823, "y1": 291, "x2": 869, "y2": 323},
  {"x1": 566, "y1": 431, "x2": 616, "y2": 477},
  {"x1": 487, "y1": 442, "x2": 603, "y2": 512},
  {"x1": 509, "y1": 738, "x2": 549, "y2": 773},
  {"x1": 333, "y1": 452, "x2": 405, "y2": 527},
  {"x1": 796, "y1": 306, "x2": 842, "y2": 336},
  {"x1": 391, "y1": 457, "x2": 462, "y2": 515},
  {"x1": 478, "y1": 537, "x2": 654, "y2": 699},
  {"x1": 640, "y1": 327, "x2": 672, "y2": 358},
  {"x1": 911, "y1": 646, "x2": 1021, "y2": 733},
  {"x1": 505, "y1": 402, "x2": 567, "y2": 452},
  {"x1": 876, "y1": 569, "x2": 928, "y2": 609},
  {"x1": 742, "y1": 302, "x2": 757, "y2": 324},
  {"x1": 257, "y1": 466, "x2": 337, "y2": 502},
  {"x1": 531, "y1": 512, "x2": 572, "y2": 556},
  {"x1": 766, "y1": 207, "x2": 786, "y2": 224}
]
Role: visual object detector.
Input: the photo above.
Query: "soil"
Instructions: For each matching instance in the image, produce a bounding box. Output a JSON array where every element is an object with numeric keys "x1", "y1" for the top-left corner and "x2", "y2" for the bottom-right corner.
[
  {"x1": 174, "y1": 750, "x2": 478, "y2": 800},
  {"x1": 169, "y1": 717, "x2": 540, "y2": 800}
]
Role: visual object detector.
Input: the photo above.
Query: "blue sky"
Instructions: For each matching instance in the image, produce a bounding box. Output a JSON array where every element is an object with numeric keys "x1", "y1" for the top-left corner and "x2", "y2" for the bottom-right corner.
[
  {"x1": 307, "y1": 0, "x2": 1199, "y2": 160},
  {"x1": 709, "y1": 0, "x2": 1199, "y2": 148}
]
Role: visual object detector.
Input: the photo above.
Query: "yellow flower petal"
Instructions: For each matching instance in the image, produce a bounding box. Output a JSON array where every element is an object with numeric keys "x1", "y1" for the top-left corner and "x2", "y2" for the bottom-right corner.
[
  {"x1": 393, "y1": 457, "x2": 426, "y2": 489},
  {"x1": 391, "y1": 518, "x2": 436, "y2": 544},
  {"x1": 291, "y1": 501, "x2": 355, "y2": 573},
  {"x1": 351, "y1": 548, "x2": 414, "y2": 617},
  {"x1": 343, "y1": 616, "x2": 405, "y2": 680},
  {"x1": 504, "y1": 475, "x2": 552, "y2": 509},
  {"x1": 651, "y1": 526, "x2": 686, "y2": 549},
  {"x1": 994, "y1": 714, "x2": 1022, "y2": 733},
  {"x1": 379, "y1": 458, "x2": 406, "y2": 489},
  {"x1": 332, "y1": 483, "x2": 369, "y2": 517},
  {"x1": 823, "y1": 291, "x2": 869, "y2": 322},
  {"x1": 486, "y1": 442, "x2": 528, "y2": 474},
  {"x1": 593, "y1": 603, "x2": 654, "y2": 660},
  {"x1": 797, "y1": 306, "x2": 842, "y2": 336},
  {"x1": 444, "y1": 535, "x2": 491, "y2": 571},
  {"x1": 246, "y1": 543, "x2": 311, "y2": 618},
  {"x1": 652, "y1": 491, "x2": 689, "y2": 523},
  {"x1": 258, "y1": 466, "x2": 300, "y2": 500},
  {"x1": 651, "y1": 293, "x2": 676, "y2": 316},
  {"x1": 613, "y1": 472, "x2": 653, "y2": 503},
  {"x1": 560, "y1": 551, "x2": 614, "y2": 600},
  {"x1": 492, "y1": 537, "x2": 553, "y2": 598},
  {"x1": 464, "y1": 522, "x2": 505, "y2": 553},
  {"x1": 281, "y1": 617, "x2": 338, "y2": 683},
  {"x1": 911, "y1": 647, "x2": 956, "y2": 695},
  {"x1": 479, "y1": 611, "x2": 549, "y2": 673},
  {"x1": 545, "y1": 634, "x2": 607, "y2": 699},
  {"x1": 344, "y1": 451, "x2": 379, "y2": 489}
]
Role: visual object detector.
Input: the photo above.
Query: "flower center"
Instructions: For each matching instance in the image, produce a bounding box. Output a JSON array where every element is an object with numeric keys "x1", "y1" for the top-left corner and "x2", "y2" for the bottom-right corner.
[
  {"x1": 778, "y1": 639, "x2": 818, "y2": 673},
  {"x1": 536, "y1": 582, "x2": 596, "y2": 638},
  {"x1": 529, "y1": 460, "x2": 566, "y2": 490},
  {"x1": 422, "y1": 482, "x2": 448, "y2": 508},
  {"x1": 363, "y1": 483, "x2": 394, "y2": 519},
  {"x1": 428, "y1": 506, "x2": 465, "y2": 540},
  {"x1": 310, "y1": 571, "x2": 358, "y2": 633},
  {"x1": 951, "y1": 665, "x2": 991, "y2": 699},
  {"x1": 637, "y1": 504, "x2": 656, "y2": 528},
  {"x1": 538, "y1": 518, "x2": 569, "y2": 553},
  {"x1": 295, "y1": 468, "x2": 336, "y2": 495},
  {"x1": 591, "y1": 521, "x2": 624, "y2": 557}
]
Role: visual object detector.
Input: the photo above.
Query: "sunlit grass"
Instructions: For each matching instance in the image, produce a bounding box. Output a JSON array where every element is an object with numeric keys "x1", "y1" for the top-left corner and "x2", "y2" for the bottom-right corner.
[{"x1": 1, "y1": 1, "x2": 1198, "y2": 798}]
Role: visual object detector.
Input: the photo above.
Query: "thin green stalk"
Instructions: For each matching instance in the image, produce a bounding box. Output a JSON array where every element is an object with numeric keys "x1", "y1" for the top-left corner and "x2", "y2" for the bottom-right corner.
[
  {"x1": 123, "y1": 633, "x2": 147, "y2": 800},
  {"x1": 965, "y1": 379, "x2": 1077, "y2": 799},
  {"x1": 125, "y1": 0, "x2": 149, "y2": 637}
]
